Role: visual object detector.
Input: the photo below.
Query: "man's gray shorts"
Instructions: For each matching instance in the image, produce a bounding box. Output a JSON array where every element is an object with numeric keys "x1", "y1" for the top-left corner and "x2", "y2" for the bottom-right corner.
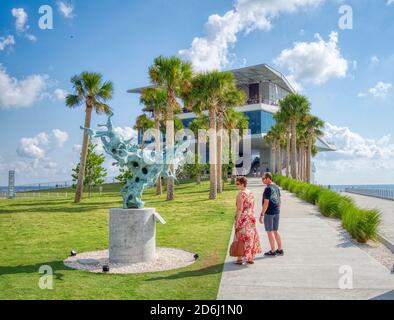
[{"x1": 264, "y1": 214, "x2": 280, "y2": 232}]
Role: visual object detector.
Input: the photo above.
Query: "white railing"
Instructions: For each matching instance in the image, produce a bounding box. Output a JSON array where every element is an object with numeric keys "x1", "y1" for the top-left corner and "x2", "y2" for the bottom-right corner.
[{"x1": 345, "y1": 188, "x2": 394, "y2": 201}]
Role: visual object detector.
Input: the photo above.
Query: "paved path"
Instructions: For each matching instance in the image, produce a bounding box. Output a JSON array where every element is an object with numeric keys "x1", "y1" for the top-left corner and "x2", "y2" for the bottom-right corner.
[
  {"x1": 218, "y1": 178, "x2": 394, "y2": 300},
  {"x1": 344, "y1": 192, "x2": 394, "y2": 252}
]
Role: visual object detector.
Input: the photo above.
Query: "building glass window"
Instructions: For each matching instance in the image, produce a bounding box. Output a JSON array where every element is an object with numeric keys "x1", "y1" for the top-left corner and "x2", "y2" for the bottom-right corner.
[{"x1": 243, "y1": 111, "x2": 275, "y2": 134}]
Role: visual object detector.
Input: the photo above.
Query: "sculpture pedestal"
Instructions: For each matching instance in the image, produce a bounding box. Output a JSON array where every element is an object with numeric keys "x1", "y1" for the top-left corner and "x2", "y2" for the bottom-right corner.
[{"x1": 109, "y1": 208, "x2": 165, "y2": 264}]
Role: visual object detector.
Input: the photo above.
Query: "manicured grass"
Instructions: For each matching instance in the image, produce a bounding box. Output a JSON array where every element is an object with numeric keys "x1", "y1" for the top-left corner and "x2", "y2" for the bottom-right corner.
[
  {"x1": 0, "y1": 181, "x2": 237, "y2": 300},
  {"x1": 274, "y1": 175, "x2": 381, "y2": 243}
]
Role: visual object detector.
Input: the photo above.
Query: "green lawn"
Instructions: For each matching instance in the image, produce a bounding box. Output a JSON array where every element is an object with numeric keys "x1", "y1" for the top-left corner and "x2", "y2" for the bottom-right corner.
[{"x1": 0, "y1": 181, "x2": 237, "y2": 300}]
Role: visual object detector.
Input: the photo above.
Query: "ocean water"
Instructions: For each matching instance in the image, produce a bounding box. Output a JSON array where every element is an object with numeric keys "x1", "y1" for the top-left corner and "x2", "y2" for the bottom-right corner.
[{"x1": 329, "y1": 184, "x2": 394, "y2": 192}]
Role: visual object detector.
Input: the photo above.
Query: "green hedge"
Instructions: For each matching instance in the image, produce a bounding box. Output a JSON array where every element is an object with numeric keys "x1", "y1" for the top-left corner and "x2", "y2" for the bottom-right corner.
[{"x1": 273, "y1": 175, "x2": 381, "y2": 243}]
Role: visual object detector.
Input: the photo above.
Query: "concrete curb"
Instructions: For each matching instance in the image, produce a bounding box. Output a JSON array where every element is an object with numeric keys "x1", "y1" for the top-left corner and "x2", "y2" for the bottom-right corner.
[{"x1": 377, "y1": 233, "x2": 394, "y2": 254}]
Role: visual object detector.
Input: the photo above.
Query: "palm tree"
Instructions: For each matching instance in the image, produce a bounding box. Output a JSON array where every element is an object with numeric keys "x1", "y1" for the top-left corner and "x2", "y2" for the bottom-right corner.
[
  {"x1": 140, "y1": 88, "x2": 167, "y2": 194},
  {"x1": 149, "y1": 56, "x2": 193, "y2": 201},
  {"x1": 216, "y1": 80, "x2": 246, "y2": 193},
  {"x1": 265, "y1": 124, "x2": 285, "y2": 175},
  {"x1": 304, "y1": 115, "x2": 324, "y2": 183},
  {"x1": 133, "y1": 114, "x2": 154, "y2": 149},
  {"x1": 264, "y1": 130, "x2": 276, "y2": 174},
  {"x1": 224, "y1": 109, "x2": 249, "y2": 184},
  {"x1": 66, "y1": 72, "x2": 113, "y2": 203},
  {"x1": 275, "y1": 93, "x2": 311, "y2": 179},
  {"x1": 191, "y1": 71, "x2": 234, "y2": 199},
  {"x1": 189, "y1": 116, "x2": 209, "y2": 184}
]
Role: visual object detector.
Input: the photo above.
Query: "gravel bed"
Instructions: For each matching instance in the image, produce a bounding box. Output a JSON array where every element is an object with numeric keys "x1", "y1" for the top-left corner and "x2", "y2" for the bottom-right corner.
[
  {"x1": 321, "y1": 215, "x2": 394, "y2": 272},
  {"x1": 64, "y1": 247, "x2": 196, "y2": 274}
]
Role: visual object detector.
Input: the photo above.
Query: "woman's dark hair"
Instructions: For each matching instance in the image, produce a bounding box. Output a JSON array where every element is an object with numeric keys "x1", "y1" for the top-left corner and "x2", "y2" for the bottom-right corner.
[{"x1": 236, "y1": 176, "x2": 248, "y2": 187}]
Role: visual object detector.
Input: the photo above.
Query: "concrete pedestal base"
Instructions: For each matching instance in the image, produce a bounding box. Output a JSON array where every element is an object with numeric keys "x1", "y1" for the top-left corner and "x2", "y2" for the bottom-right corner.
[{"x1": 109, "y1": 208, "x2": 161, "y2": 264}]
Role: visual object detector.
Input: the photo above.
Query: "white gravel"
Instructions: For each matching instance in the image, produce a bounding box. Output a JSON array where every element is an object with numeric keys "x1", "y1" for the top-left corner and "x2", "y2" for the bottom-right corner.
[
  {"x1": 322, "y1": 216, "x2": 394, "y2": 272},
  {"x1": 64, "y1": 247, "x2": 196, "y2": 274}
]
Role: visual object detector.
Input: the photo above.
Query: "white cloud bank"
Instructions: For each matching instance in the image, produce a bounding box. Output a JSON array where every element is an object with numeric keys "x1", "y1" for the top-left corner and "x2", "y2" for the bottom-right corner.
[
  {"x1": 0, "y1": 65, "x2": 68, "y2": 110},
  {"x1": 274, "y1": 31, "x2": 348, "y2": 89},
  {"x1": 358, "y1": 81, "x2": 392, "y2": 99},
  {"x1": 369, "y1": 81, "x2": 392, "y2": 98},
  {"x1": 179, "y1": 0, "x2": 325, "y2": 71},
  {"x1": 17, "y1": 130, "x2": 69, "y2": 159},
  {"x1": 315, "y1": 123, "x2": 394, "y2": 184},
  {"x1": 0, "y1": 65, "x2": 48, "y2": 110}
]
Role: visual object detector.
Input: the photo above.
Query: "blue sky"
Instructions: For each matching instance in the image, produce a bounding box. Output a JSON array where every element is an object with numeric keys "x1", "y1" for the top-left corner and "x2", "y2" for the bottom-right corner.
[{"x1": 1, "y1": 0, "x2": 393, "y2": 185}]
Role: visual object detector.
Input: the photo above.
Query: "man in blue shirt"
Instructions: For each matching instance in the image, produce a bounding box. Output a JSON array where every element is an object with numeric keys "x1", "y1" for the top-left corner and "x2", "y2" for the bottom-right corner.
[{"x1": 259, "y1": 172, "x2": 284, "y2": 256}]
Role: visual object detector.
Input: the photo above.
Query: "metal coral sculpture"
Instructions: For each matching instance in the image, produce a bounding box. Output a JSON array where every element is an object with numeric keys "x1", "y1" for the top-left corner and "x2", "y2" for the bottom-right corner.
[{"x1": 81, "y1": 113, "x2": 188, "y2": 209}]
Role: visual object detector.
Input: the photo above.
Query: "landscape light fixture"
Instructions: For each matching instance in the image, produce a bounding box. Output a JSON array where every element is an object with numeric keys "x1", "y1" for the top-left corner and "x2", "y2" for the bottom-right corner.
[
  {"x1": 194, "y1": 254, "x2": 199, "y2": 260},
  {"x1": 70, "y1": 250, "x2": 77, "y2": 257},
  {"x1": 102, "y1": 265, "x2": 110, "y2": 273}
]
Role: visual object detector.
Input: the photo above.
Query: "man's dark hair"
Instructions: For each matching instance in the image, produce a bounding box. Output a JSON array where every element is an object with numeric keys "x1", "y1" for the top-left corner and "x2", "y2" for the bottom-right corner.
[{"x1": 263, "y1": 172, "x2": 273, "y2": 181}]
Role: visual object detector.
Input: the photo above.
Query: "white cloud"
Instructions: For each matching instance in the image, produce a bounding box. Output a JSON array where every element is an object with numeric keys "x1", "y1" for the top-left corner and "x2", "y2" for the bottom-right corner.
[
  {"x1": 11, "y1": 8, "x2": 28, "y2": 32},
  {"x1": 274, "y1": 31, "x2": 348, "y2": 86},
  {"x1": 0, "y1": 36, "x2": 15, "y2": 51},
  {"x1": 357, "y1": 92, "x2": 366, "y2": 98},
  {"x1": 57, "y1": 1, "x2": 75, "y2": 19},
  {"x1": 17, "y1": 133, "x2": 50, "y2": 159},
  {"x1": 52, "y1": 129, "x2": 69, "y2": 147},
  {"x1": 113, "y1": 127, "x2": 138, "y2": 141},
  {"x1": 53, "y1": 88, "x2": 68, "y2": 101},
  {"x1": 179, "y1": 0, "x2": 324, "y2": 71},
  {"x1": 387, "y1": 0, "x2": 394, "y2": 5},
  {"x1": 368, "y1": 81, "x2": 392, "y2": 98},
  {"x1": 371, "y1": 55, "x2": 380, "y2": 66},
  {"x1": 315, "y1": 123, "x2": 394, "y2": 184},
  {"x1": 25, "y1": 34, "x2": 37, "y2": 42},
  {"x1": 0, "y1": 65, "x2": 49, "y2": 110},
  {"x1": 11, "y1": 8, "x2": 37, "y2": 42},
  {"x1": 17, "y1": 130, "x2": 69, "y2": 159}
]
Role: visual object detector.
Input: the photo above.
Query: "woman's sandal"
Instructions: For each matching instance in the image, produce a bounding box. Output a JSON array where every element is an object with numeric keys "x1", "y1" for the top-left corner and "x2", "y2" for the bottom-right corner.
[
  {"x1": 233, "y1": 260, "x2": 243, "y2": 265},
  {"x1": 247, "y1": 261, "x2": 254, "y2": 265}
]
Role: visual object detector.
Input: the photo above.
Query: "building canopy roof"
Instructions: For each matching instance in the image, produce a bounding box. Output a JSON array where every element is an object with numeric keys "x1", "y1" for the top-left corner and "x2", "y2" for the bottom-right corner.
[{"x1": 127, "y1": 63, "x2": 295, "y2": 94}]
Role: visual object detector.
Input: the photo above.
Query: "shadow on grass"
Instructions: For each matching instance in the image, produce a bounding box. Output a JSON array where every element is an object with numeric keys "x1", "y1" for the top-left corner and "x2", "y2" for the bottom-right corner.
[
  {"x1": 0, "y1": 260, "x2": 69, "y2": 281},
  {"x1": 146, "y1": 260, "x2": 246, "y2": 282},
  {"x1": 146, "y1": 263, "x2": 224, "y2": 281},
  {"x1": 0, "y1": 204, "x2": 113, "y2": 214}
]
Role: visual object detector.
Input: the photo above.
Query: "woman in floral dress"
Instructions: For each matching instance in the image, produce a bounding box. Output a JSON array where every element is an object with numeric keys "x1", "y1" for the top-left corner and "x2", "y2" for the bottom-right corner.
[{"x1": 234, "y1": 177, "x2": 262, "y2": 264}]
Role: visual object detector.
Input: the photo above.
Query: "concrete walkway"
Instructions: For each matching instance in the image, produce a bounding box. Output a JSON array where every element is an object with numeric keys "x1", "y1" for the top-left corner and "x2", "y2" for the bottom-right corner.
[
  {"x1": 344, "y1": 192, "x2": 394, "y2": 252},
  {"x1": 218, "y1": 178, "x2": 394, "y2": 300}
]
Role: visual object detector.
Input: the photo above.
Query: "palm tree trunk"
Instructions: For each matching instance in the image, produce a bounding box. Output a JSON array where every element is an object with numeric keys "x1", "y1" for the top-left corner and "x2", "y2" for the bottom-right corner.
[
  {"x1": 217, "y1": 112, "x2": 223, "y2": 193},
  {"x1": 276, "y1": 144, "x2": 281, "y2": 176},
  {"x1": 154, "y1": 110, "x2": 162, "y2": 195},
  {"x1": 299, "y1": 144, "x2": 304, "y2": 181},
  {"x1": 270, "y1": 145, "x2": 276, "y2": 174},
  {"x1": 306, "y1": 135, "x2": 313, "y2": 183},
  {"x1": 209, "y1": 107, "x2": 217, "y2": 200},
  {"x1": 286, "y1": 130, "x2": 290, "y2": 177},
  {"x1": 166, "y1": 91, "x2": 175, "y2": 201},
  {"x1": 74, "y1": 102, "x2": 92, "y2": 203},
  {"x1": 290, "y1": 121, "x2": 297, "y2": 179}
]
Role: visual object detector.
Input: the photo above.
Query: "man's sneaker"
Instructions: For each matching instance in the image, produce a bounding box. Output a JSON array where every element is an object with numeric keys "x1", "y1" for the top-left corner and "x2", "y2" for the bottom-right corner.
[
  {"x1": 276, "y1": 249, "x2": 284, "y2": 256},
  {"x1": 264, "y1": 250, "x2": 276, "y2": 257}
]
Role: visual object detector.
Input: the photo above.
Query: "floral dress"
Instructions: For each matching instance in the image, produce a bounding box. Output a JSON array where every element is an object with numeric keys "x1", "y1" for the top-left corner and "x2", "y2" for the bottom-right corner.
[{"x1": 235, "y1": 191, "x2": 262, "y2": 261}]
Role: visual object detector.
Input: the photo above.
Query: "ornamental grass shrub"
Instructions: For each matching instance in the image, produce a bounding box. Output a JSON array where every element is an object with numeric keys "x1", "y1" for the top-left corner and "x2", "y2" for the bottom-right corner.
[{"x1": 273, "y1": 175, "x2": 381, "y2": 243}]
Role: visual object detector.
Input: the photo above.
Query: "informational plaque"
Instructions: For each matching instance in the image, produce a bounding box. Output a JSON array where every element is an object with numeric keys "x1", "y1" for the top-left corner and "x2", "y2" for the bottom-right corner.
[{"x1": 8, "y1": 170, "x2": 15, "y2": 199}]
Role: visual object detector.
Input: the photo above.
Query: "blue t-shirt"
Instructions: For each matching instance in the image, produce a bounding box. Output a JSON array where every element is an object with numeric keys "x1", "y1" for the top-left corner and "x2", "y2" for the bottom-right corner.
[{"x1": 263, "y1": 184, "x2": 281, "y2": 215}]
